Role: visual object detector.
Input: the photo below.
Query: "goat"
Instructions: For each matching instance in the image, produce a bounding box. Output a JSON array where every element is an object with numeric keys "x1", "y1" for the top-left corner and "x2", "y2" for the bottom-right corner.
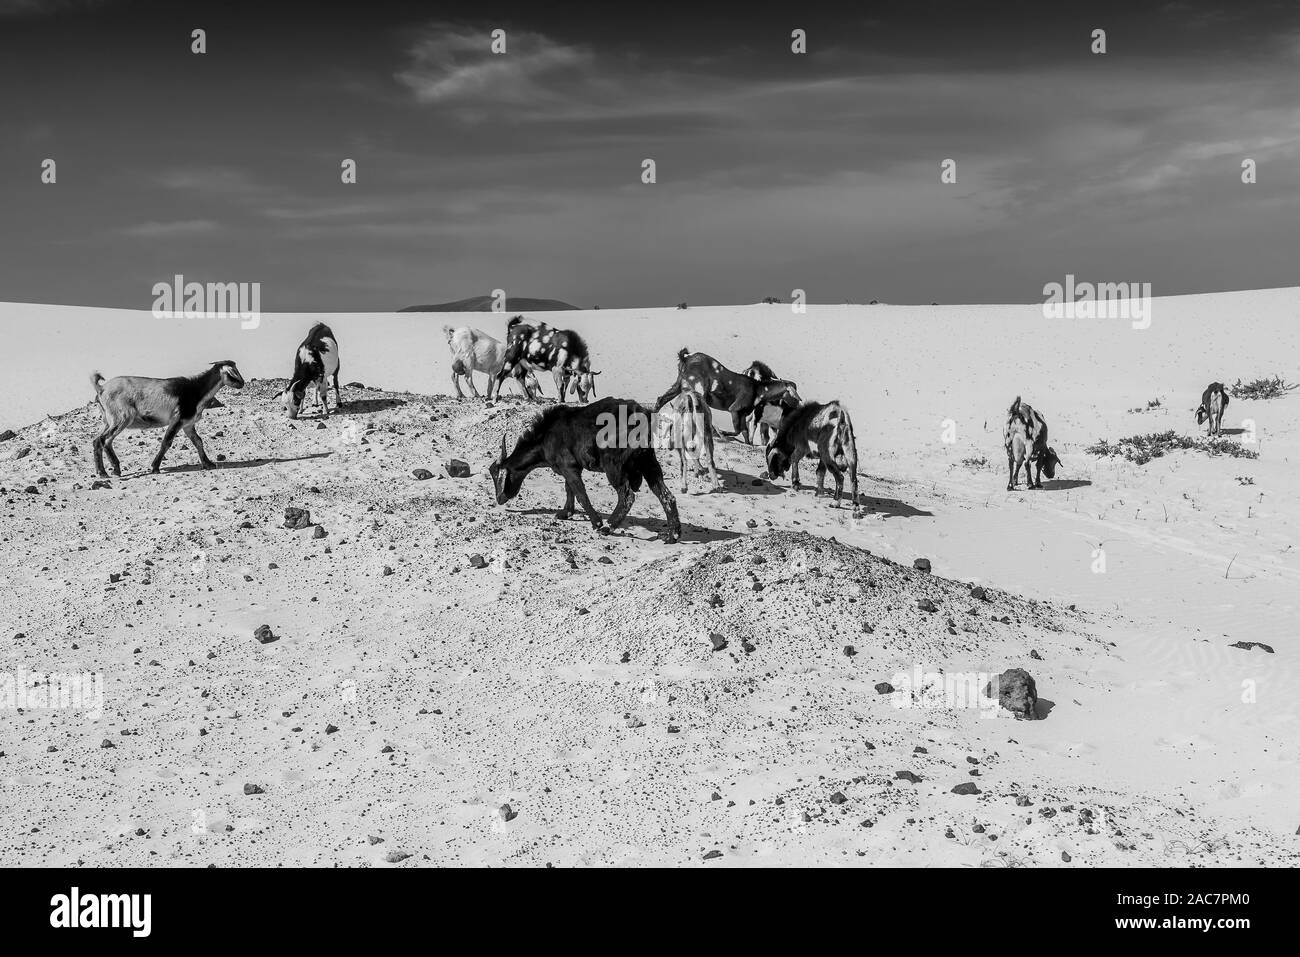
[
  {"x1": 91, "y1": 360, "x2": 244, "y2": 477},
  {"x1": 279, "y1": 322, "x2": 341, "y2": 419},
  {"x1": 654, "y1": 390, "x2": 722, "y2": 493},
  {"x1": 741, "y1": 359, "x2": 796, "y2": 445},
  {"x1": 443, "y1": 325, "x2": 541, "y2": 400},
  {"x1": 489, "y1": 397, "x2": 681, "y2": 543},
  {"x1": 1195, "y1": 382, "x2": 1229, "y2": 435},
  {"x1": 654, "y1": 349, "x2": 800, "y2": 444},
  {"x1": 764, "y1": 400, "x2": 859, "y2": 506},
  {"x1": 1004, "y1": 396, "x2": 1060, "y2": 490},
  {"x1": 495, "y1": 316, "x2": 600, "y2": 403}
]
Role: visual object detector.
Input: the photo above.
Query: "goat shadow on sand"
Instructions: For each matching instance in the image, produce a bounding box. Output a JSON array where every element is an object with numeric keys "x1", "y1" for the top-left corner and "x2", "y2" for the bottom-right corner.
[
  {"x1": 1033, "y1": 698, "x2": 1056, "y2": 720},
  {"x1": 125, "y1": 452, "x2": 333, "y2": 478},
  {"x1": 515, "y1": 507, "x2": 744, "y2": 544},
  {"x1": 327, "y1": 397, "x2": 408, "y2": 416},
  {"x1": 715, "y1": 469, "x2": 784, "y2": 496},
  {"x1": 1038, "y1": 479, "x2": 1091, "y2": 491}
]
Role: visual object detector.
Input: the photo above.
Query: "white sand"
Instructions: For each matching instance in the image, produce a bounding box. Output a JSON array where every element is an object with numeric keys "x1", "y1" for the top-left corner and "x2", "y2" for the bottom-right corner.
[{"x1": 1, "y1": 291, "x2": 1296, "y2": 865}]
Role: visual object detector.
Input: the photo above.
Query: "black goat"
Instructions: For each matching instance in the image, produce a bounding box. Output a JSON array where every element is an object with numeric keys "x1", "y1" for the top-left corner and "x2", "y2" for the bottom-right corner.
[
  {"x1": 489, "y1": 397, "x2": 681, "y2": 542},
  {"x1": 91, "y1": 360, "x2": 245, "y2": 477},
  {"x1": 765, "y1": 400, "x2": 859, "y2": 506},
  {"x1": 654, "y1": 349, "x2": 801, "y2": 443},
  {"x1": 496, "y1": 316, "x2": 600, "y2": 402},
  {"x1": 280, "y1": 322, "x2": 341, "y2": 419}
]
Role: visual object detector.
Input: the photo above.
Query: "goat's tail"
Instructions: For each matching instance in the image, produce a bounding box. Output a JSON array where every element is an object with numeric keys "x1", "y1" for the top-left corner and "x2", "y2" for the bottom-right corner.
[
  {"x1": 90, "y1": 372, "x2": 105, "y2": 397},
  {"x1": 1008, "y1": 395, "x2": 1021, "y2": 417},
  {"x1": 442, "y1": 324, "x2": 455, "y2": 344},
  {"x1": 830, "y1": 402, "x2": 857, "y2": 471},
  {"x1": 677, "y1": 347, "x2": 690, "y2": 364}
]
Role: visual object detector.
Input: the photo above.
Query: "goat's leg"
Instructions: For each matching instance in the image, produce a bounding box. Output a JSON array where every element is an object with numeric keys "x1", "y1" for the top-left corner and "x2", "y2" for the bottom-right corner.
[
  {"x1": 607, "y1": 482, "x2": 636, "y2": 529},
  {"x1": 552, "y1": 367, "x2": 566, "y2": 402},
  {"x1": 102, "y1": 422, "x2": 126, "y2": 476},
  {"x1": 333, "y1": 369, "x2": 343, "y2": 410},
  {"x1": 556, "y1": 486, "x2": 575, "y2": 521},
  {"x1": 92, "y1": 424, "x2": 112, "y2": 478},
  {"x1": 452, "y1": 369, "x2": 465, "y2": 399},
  {"x1": 678, "y1": 449, "x2": 688, "y2": 494},
  {"x1": 317, "y1": 380, "x2": 331, "y2": 417},
  {"x1": 465, "y1": 370, "x2": 481, "y2": 399},
  {"x1": 563, "y1": 472, "x2": 604, "y2": 530},
  {"x1": 151, "y1": 421, "x2": 182, "y2": 473},
  {"x1": 1006, "y1": 448, "x2": 1016, "y2": 491},
  {"x1": 789, "y1": 447, "x2": 806, "y2": 490},
  {"x1": 184, "y1": 423, "x2": 217, "y2": 469},
  {"x1": 815, "y1": 460, "x2": 827, "y2": 497},
  {"x1": 825, "y1": 460, "x2": 846, "y2": 505},
  {"x1": 647, "y1": 477, "x2": 681, "y2": 543}
]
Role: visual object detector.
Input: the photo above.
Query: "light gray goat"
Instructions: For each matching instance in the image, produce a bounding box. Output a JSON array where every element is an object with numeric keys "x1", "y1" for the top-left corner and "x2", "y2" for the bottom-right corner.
[{"x1": 91, "y1": 360, "x2": 245, "y2": 477}]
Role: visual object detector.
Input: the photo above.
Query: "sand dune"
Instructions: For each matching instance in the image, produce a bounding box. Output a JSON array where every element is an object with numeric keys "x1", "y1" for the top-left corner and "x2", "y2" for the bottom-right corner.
[{"x1": 1, "y1": 290, "x2": 1297, "y2": 866}]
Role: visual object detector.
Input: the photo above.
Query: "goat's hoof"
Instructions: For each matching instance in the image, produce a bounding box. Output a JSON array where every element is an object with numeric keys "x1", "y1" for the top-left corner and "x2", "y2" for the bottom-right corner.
[
  {"x1": 662, "y1": 528, "x2": 681, "y2": 544},
  {"x1": 554, "y1": 511, "x2": 572, "y2": 521},
  {"x1": 597, "y1": 523, "x2": 613, "y2": 536}
]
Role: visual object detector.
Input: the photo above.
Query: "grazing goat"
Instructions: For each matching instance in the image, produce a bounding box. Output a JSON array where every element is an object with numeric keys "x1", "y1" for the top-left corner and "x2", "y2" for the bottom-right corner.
[
  {"x1": 495, "y1": 316, "x2": 600, "y2": 403},
  {"x1": 1195, "y1": 382, "x2": 1229, "y2": 436},
  {"x1": 489, "y1": 397, "x2": 681, "y2": 542},
  {"x1": 764, "y1": 400, "x2": 859, "y2": 506},
  {"x1": 1004, "y1": 397, "x2": 1060, "y2": 490},
  {"x1": 280, "y1": 322, "x2": 341, "y2": 419},
  {"x1": 91, "y1": 361, "x2": 244, "y2": 477},
  {"x1": 654, "y1": 349, "x2": 801, "y2": 444},
  {"x1": 655, "y1": 390, "x2": 722, "y2": 493},
  {"x1": 443, "y1": 325, "x2": 541, "y2": 400}
]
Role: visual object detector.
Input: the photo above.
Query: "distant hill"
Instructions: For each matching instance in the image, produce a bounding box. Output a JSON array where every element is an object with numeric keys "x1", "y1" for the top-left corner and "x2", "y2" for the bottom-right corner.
[{"x1": 399, "y1": 296, "x2": 579, "y2": 313}]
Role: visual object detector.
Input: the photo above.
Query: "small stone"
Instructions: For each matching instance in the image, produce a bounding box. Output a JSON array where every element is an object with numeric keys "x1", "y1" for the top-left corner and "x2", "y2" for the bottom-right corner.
[
  {"x1": 498, "y1": 804, "x2": 517, "y2": 822},
  {"x1": 243, "y1": 783, "x2": 265, "y2": 795},
  {"x1": 384, "y1": 850, "x2": 412, "y2": 863},
  {"x1": 951, "y1": 782, "x2": 981, "y2": 795},
  {"x1": 312, "y1": 525, "x2": 328, "y2": 539},
  {"x1": 412, "y1": 468, "x2": 434, "y2": 480},
  {"x1": 895, "y1": 770, "x2": 922, "y2": 784},
  {"x1": 970, "y1": 585, "x2": 988, "y2": 600},
  {"x1": 468, "y1": 554, "x2": 487, "y2": 569},
  {"x1": 829, "y1": 791, "x2": 848, "y2": 805},
  {"x1": 325, "y1": 724, "x2": 339, "y2": 734},
  {"x1": 253, "y1": 625, "x2": 278, "y2": 644},
  {"x1": 843, "y1": 645, "x2": 857, "y2": 657},
  {"x1": 913, "y1": 558, "x2": 931, "y2": 573},
  {"x1": 746, "y1": 519, "x2": 758, "y2": 529},
  {"x1": 702, "y1": 849, "x2": 723, "y2": 860},
  {"x1": 283, "y1": 507, "x2": 312, "y2": 530},
  {"x1": 382, "y1": 566, "x2": 394, "y2": 576},
  {"x1": 874, "y1": 682, "x2": 894, "y2": 695},
  {"x1": 100, "y1": 739, "x2": 115, "y2": 749},
  {"x1": 446, "y1": 459, "x2": 472, "y2": 478},
  {"x1": 709, "y1": 632, "x2": 727, "y2": 652},
  {"x1": 1061, "y1": 851, "x2": 1072, "y2": 862},
  {"x1": 625, "y1": 715, "x2": 645, "y2": 729},
  {"x1": 1229, "y1": 641, "x2": 1275, "y2": 654},
  {"x1": 368, "y1": 835, "x2": 385, "y2": 845}
]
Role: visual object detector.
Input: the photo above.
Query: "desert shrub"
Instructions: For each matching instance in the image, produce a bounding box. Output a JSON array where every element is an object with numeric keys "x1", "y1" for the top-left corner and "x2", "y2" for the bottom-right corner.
[
  {"x1": 961, "y1": 455, "x2": 989, "y2": 469},
  {"x1": 1229, "y1": 376, "x2": 1297, "y2": 400},
  {"x1": 1085, "y1": 430, "x2": 1258, "y2": 465}
]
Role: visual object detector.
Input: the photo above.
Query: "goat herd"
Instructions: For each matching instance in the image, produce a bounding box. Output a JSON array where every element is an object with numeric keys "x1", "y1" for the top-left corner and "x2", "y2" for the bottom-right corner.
[{"x1": 86, "y1": 316, "x2": 1236, "y2": 546}]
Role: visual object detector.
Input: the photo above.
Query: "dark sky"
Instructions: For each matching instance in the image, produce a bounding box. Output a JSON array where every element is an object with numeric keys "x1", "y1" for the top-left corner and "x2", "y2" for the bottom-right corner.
[{"x1": 2, "y1": 0, "x2": 1299, "y2": 310}]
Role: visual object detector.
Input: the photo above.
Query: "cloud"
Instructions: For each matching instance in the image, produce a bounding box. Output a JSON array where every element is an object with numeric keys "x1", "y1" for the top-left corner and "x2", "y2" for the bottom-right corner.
[
  {"x1": 118, "y1": 219, "x2": 221, "y2": 238},
  {"x1": 395, "y1": 27, "x2": 592, "y2": 108}
]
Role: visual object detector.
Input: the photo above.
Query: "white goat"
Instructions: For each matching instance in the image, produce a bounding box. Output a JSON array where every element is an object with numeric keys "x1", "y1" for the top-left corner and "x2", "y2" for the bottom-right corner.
[
  {"x1": 91, "y1": 360, "x2": 245, "y2": 477},
  {"x1": 444, "y1": 325, "x2": 540, "y2": 400}
]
